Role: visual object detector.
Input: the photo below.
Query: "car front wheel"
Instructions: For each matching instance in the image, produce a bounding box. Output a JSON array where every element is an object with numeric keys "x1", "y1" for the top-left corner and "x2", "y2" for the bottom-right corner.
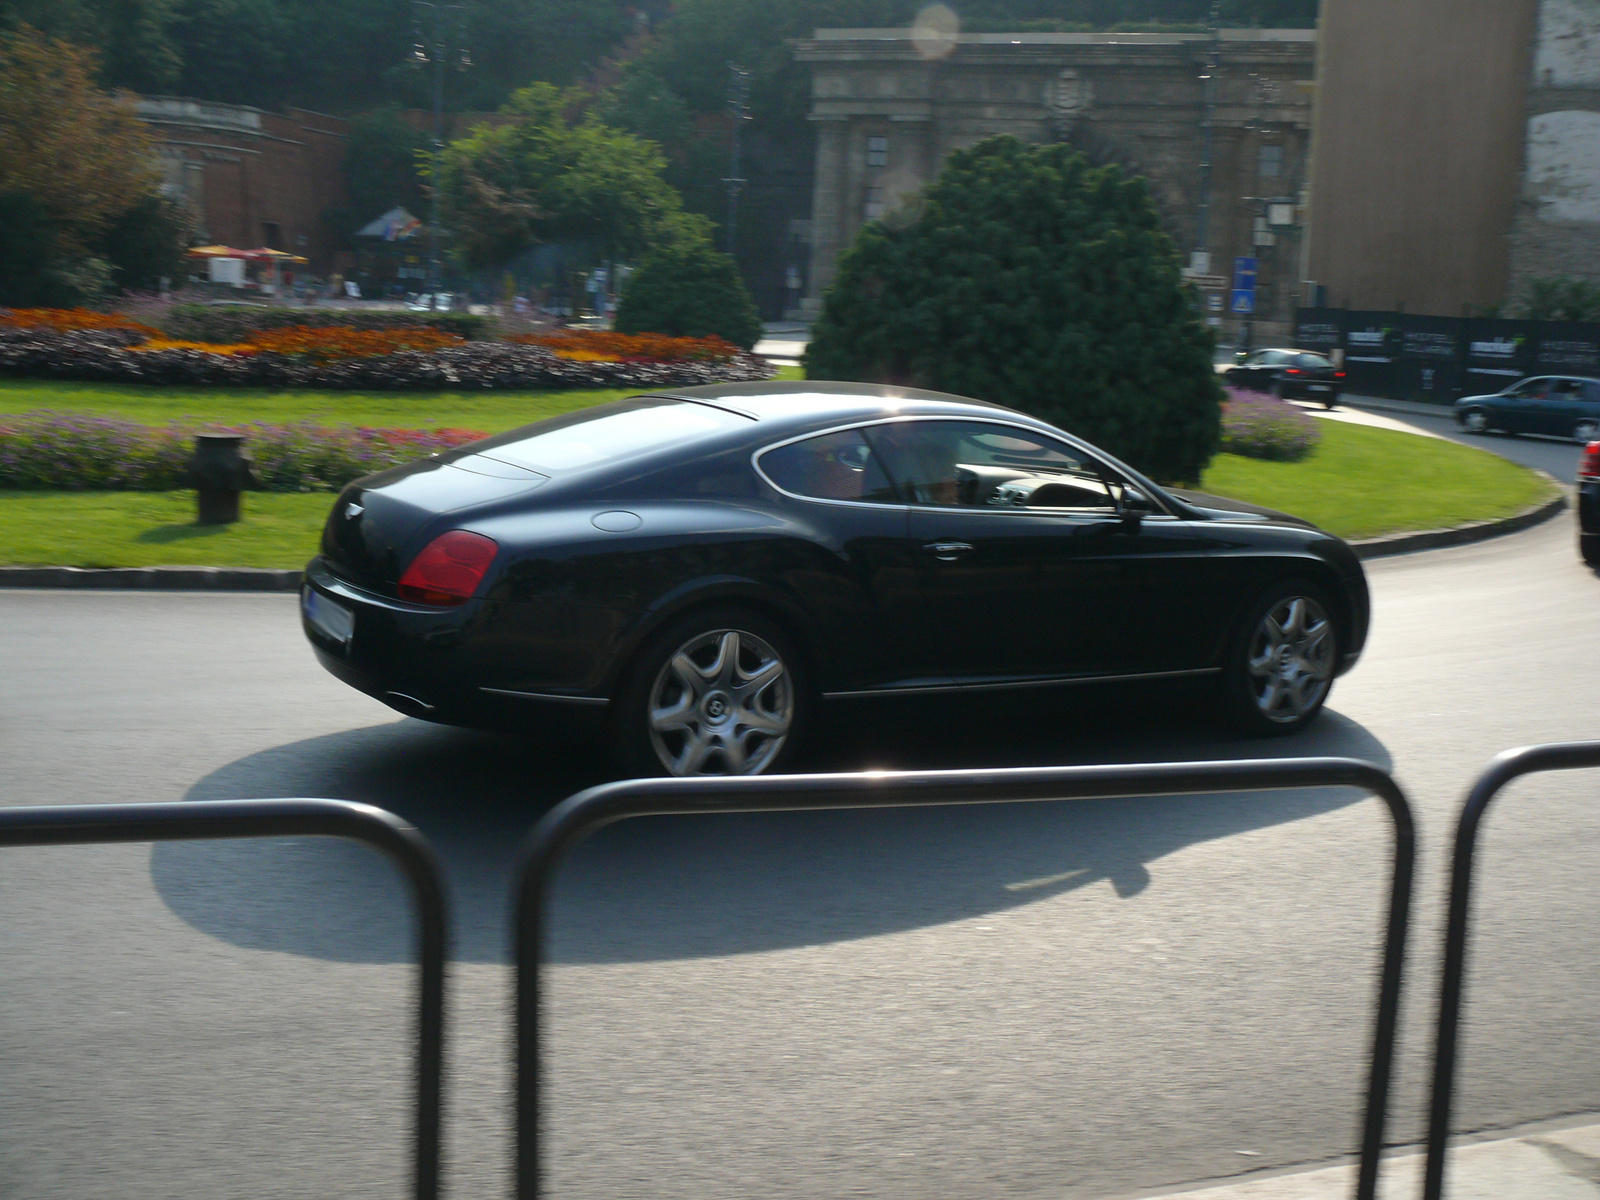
[
  {"x1": 1222, "y1": 583, "x2": 1338, "y2": 735},
  {"x1": 1460, "y1": 407, "x2": 1490, "y2": 434},
  {"x1": 611, "y1": 608, "x2": 805, "y2": 777},
  {"x1": 1575, "y1": 419, "x2": 1600, "y2": 443}
]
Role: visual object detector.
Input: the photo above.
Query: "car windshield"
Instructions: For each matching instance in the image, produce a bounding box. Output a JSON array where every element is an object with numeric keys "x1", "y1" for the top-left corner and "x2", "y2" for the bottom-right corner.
[{"x1": 470, "y1": 398, "x2": 752, "y2": 474}]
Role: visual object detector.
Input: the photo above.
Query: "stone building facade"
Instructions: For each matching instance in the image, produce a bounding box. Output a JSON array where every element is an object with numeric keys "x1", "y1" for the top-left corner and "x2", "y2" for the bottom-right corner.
[
  {"x1": 794, "y1": 29, "x2": 1317, "y2": 342},
  {"x1": 139, "y1": 98, "x2": 349, "y2": 274}
]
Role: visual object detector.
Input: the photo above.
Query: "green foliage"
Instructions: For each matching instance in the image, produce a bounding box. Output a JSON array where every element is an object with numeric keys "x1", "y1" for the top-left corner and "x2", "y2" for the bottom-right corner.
[
  {"x1": 328, "y1": 106, "x2": 431, "y2": 244},
  {"x1": 614, "y1": 240, "x2": 763, "y2": 350},
  {"x1": 95, "y1": 194, "x2": 192, "y2": 292},
  {"x1": 439, "y1": 82, "x2": 702, "y2": 269},
  {"x1": 1520, "y1": 277, "x2": 1600, "y2": 323},
  {"x1": 0, "y1": 191, "x2": 80, "y2": 307},
  {"x1": 803, "y1": 136, "x2": 1221, "y2": 485}
]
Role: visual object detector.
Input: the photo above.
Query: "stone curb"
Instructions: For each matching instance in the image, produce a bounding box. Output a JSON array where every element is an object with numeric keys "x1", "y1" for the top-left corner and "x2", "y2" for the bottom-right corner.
[{"x1": 1351, "y1": 473, "x2": 1567, "y2": 559}]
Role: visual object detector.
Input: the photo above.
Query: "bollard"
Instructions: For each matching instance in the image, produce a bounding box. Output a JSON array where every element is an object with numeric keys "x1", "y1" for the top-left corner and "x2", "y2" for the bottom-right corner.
[{"x1": 187, "y1": 432, "x2": 263, "y2": 525}]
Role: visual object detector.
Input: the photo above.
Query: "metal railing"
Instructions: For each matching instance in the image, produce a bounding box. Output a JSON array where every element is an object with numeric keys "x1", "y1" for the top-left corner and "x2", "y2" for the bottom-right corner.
[
  {"x1": 0, "y1": 799, "x2": 448, "y2": 1200},
  {"x1": 1423, "y1": 740, "x2": 1600, "y2": 1200},
  {"x1": 513, "y1": 757, "x2": 1415, "y2": 1200}
]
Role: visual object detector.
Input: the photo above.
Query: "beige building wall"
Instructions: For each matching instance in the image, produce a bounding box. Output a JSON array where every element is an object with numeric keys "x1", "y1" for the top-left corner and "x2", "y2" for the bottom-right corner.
[{"x1": 1305, "y1": 0, "x2": 1539, "y2": 315}]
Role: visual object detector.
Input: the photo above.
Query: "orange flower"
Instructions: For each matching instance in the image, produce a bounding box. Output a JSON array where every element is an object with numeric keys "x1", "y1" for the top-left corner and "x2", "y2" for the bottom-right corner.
[
  {"x1": 0, "y1": 307, "x2": 160, "y2": 337},
  {"x1": 507, "y1": 330, "x2": 739, "y2": 362},
  {"x1": 247, "y1": 326, "x2": 464, "y2": 362}
]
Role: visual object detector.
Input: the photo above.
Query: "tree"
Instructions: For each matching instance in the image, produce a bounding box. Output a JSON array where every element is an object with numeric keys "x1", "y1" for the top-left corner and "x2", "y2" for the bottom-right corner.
[
  {"x1": 338, "y1": 106, "x2": 430, "y2": 228},
  {"x1": 95, "y1": 193, "x2": 193, "y2": 292},
  {"x1": 0, "y1": 191, "x2": 78, "y2": 306},
  {"x1": 614, "y1": 239, "x2": 762, "y2": 349},
  {"x1": 0, "y1": 26, "x2": 158, "y2": 259},
  {"x1": 438, "y1": 82, "x2": 706, "y2": 269},
  {"x1": 802, "y1": 137, "x2": 1221, "y2": 485}
]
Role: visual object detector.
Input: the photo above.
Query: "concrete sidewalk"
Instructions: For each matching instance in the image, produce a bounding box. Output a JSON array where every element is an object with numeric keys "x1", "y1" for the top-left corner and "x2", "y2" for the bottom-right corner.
[{"x1": 1129, "y1": 1117, "x2": 1600, "y2": 1200}]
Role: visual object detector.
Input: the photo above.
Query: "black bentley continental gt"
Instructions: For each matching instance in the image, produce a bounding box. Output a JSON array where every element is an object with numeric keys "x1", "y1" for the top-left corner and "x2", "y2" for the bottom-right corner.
[{"x1": 302, "y1": 382, "x2": 1369, "y2": 775}]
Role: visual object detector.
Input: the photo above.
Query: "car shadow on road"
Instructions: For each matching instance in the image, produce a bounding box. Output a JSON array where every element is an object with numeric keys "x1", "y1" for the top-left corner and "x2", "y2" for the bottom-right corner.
[{"x1": 151, "y1": 699, "x2": 1394, "y2": 966}]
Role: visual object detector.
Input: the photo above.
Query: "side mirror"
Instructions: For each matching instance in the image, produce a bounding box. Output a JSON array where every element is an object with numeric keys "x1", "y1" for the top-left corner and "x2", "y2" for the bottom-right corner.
[{"x1": 1119, "y1": 487, "x2": 1154, "y2": 525}]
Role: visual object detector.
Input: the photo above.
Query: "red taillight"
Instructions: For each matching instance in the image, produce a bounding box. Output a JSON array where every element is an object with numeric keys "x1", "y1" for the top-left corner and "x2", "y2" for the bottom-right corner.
[
  {"x1": 1335, "y1": 371, "x2": 1346, "y2": 379},
  {"x1": 1580, "y1": 442, "x2": 1600, "y2": 481},
  {"x1": 1285, "y1": 368, "x2": 1301, "y2": 375},
  {"x1": 398, "y1": 530, "x2": 498, "y2": 605}
]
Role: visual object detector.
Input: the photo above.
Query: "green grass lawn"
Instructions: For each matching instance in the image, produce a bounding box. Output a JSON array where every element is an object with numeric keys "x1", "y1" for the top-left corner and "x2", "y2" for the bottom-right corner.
[
  {"x1": 0, "y1": 381, "x2": 1558, "y2": 569},
  {"x1": 0, "y1": 365, "x2": 804, "y2": 433},
  {"x1": 1197, "y1": 420, "x2": 1555, "y2": 541}
]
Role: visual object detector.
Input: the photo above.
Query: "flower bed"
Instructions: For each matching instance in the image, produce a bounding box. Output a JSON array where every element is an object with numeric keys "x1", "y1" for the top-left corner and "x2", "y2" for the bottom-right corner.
[
  {"x1": 0, "y1": 410, "x2": 488, "y2": 491},
  {"x1": 1220, "y1": 388, "x2": 1323, "y2": 462},
  {"x1": 0, "y1": 325, "x2": 775, "y2": 390},
  {"x1": 510, "y1": 330, "x2": 741, "y2": 363},
  {"x1": 160, "y1": 303, "x2": 494, "y2": 343}
]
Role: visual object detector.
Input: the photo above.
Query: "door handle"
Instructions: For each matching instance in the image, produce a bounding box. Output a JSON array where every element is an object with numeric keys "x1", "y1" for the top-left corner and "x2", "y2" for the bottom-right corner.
[{"x1": 923, "y1": 541, "x2": 973, "y2": 561}]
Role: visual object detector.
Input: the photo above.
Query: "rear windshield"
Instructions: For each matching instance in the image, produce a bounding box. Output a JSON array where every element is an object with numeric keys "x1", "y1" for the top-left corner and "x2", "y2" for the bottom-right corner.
[
  {"x1": 469, "y1": 398, "x2": 752, "y2": 474},
  {"x1": 1294, "y1": 352, "x2": 1333, "y2": 369}
]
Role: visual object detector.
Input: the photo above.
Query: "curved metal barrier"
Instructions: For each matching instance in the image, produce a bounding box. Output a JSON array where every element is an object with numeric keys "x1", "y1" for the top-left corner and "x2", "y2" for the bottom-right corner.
[
  {"x1": 514, "y1": 757, "x2": 1415, "y2": 1200},
  {"x1": 1423, "y1": 741, "x2": 1600, "y2": 1200},
  {"x1": 0, "y1": 798, "x2": 448, "y2": 1200}
]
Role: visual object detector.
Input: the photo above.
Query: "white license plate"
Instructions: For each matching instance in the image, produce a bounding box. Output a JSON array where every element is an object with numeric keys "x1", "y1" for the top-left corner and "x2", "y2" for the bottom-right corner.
[
  {"x1": 303, "y1": 587, "x2": 355, "y2": 645},
  {"x1": 1309, "y1": 384, "x2": 1331, "y2": 391}
]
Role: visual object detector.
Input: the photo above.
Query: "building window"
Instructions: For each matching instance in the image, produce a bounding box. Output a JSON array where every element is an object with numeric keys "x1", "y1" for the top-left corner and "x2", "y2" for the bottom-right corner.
[
  {"x1": 866, "y1": 135, "x2": 888, "y2": 168},
  {"x1": 261, "y1": 221, "x2": 282, "y2": 249},
  {"x1": 864, "y1": 186, "x2": 885, "y2": 220},
  {"x1": 1258, "y1": 144, "x2": 1283, "y2": 178}
]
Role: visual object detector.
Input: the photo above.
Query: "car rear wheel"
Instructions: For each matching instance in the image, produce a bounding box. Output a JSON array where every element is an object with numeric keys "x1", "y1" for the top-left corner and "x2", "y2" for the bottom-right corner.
[
  {"x1": 610, "y1": 607, "x2": 805, "y2": 777},
  {"x1": 1575, "y1": 419, "x2": 1600, "y2": 443},
  {"x1": 1221, "y1": 582, "x2": 1338, "y2": 735},
  {"x1": 1461, "y1": 407, "x2": 1490, "y2": 434},
  {"x1": 1582, "y1": 533, "x2": 1600, "y2": 567}
]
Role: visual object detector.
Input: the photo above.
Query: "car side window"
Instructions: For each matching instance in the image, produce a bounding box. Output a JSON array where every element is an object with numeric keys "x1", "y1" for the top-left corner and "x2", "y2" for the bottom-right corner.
[
  {"x1": 863, "y1": 420, "x2": 1118, "y2": 512},
  {"x1": 758, "y1": 429, "x2": 897, "y2": 502}
]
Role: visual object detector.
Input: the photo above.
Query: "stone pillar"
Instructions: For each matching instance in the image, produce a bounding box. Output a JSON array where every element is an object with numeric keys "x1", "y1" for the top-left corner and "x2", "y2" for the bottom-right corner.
[{"x1": 805, "y1": 117, "x2": 849, "y2": 311}]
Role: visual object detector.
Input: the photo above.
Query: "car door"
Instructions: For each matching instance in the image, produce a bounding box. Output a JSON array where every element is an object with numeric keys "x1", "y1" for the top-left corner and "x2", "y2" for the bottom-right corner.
[
  {"x1": 865, "y1": 419, "x2": 1215, "y2": 683},
  {"x1": 1537, "y1": 378, "x2": 1589, "y2": 438},
  {"x1": 1495, "y1": 377, "x2": 1546, "y2": 433}
]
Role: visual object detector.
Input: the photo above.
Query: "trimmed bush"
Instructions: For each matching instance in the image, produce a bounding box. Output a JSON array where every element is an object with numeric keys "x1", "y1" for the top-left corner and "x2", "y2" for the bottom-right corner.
[
  {"x1": 802, "y1": 136, "x2": 1222, "y2": 485},
  {"x1": 614, "y1": 241, "x2": 762, "y2": 351},
  {"x1": 0, "y1": 410, "x2": 488, "y2": 491},
  {"x1": 1219, "y1": 389, "x2": 1322, "y2": 462}
]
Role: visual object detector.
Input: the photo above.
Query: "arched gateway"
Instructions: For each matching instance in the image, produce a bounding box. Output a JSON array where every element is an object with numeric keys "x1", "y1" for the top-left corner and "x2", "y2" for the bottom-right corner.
[{"x1": 795, "y1": 28, "x2": 1315, "y2": 344}]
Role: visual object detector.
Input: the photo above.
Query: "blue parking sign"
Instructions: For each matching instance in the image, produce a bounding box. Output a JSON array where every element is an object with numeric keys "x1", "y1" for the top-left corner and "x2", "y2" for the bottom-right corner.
[{"x1": 1230, "y1": 256, "x2": 1257, "y2": 315}]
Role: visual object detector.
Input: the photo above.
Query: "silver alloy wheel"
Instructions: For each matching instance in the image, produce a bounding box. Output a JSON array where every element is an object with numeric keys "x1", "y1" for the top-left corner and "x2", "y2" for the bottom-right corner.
[
  {"x1": 647, "y1": 628, "x2": 794, "y2": 776},
  {"x1": 1245, "y1": 595, "x2": 1334, "y2": 724},
  {"x1": 1463, "y1": 408, "x2": 1489, "y2": 432},
  {"x1": 1576, "y1": 419, "x2": 1600, "y2": 443}
]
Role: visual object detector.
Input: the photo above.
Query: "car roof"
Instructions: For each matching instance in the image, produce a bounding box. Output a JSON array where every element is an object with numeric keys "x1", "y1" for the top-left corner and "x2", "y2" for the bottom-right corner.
[{"x1": 647, "y1": 380, "x2": 1020, "y2": 433}]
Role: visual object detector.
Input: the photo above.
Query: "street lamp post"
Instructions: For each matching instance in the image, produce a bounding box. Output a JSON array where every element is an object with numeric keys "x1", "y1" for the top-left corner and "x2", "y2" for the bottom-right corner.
[{"x1": 411, "y1": 1, "x2": 470, "y2": 294}]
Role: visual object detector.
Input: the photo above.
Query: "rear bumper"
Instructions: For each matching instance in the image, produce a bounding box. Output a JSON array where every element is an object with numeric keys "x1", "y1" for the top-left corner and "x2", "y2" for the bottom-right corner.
[{"x1": 300, "y1": 556, "x2": 618, "y2": 734}]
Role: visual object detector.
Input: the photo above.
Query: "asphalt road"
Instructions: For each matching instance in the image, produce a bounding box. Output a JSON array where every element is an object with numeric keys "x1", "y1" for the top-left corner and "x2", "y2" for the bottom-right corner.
[{"x1": 3, "y1": 426, "x2": 1599, "y2": 1199}]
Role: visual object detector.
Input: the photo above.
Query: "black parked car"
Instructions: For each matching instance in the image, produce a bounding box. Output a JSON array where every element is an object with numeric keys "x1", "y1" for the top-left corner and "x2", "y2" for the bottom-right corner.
[
  {"x1": 301, "y1": 382, "x2": 1370, "y2": 776},
  {"x1": 1220, "y1": 348, "x2": 1345, "y2": 407},
  {"x1": 1454, "y1": 375, "x2": 1600, "y2": 441}
]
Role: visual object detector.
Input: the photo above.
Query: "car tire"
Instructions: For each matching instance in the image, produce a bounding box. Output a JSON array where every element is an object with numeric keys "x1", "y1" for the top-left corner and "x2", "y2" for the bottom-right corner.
[
  {"x1": 1575, "y1": 419, "x2": 1600, "y2": 443},
  {"x1": 1582, "y1": 533, "x2": 1600, "y2": 567},
  {"x1": 1220, "y1": 581, "x2": 1339, "y2": 736},
  {"x1": 1271, "y1": 379, "x2": 1286, "y2": 400},
  {"x1": 609, "y1": 606, "x2": 807, "y2": 778},
  {"x1": 1460, "y1": 407, "x2": 1491, "y2": 434},
  {"x1": 1324, "y1": 395, "x2": 1339, "y2": 410}
]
